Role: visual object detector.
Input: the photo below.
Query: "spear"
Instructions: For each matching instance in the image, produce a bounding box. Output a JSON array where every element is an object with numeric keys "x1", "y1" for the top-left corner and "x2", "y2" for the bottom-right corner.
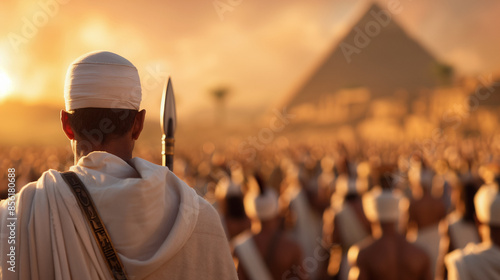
[{"x1": 160, "y1": 77, "x2": 177, "y2": 170}]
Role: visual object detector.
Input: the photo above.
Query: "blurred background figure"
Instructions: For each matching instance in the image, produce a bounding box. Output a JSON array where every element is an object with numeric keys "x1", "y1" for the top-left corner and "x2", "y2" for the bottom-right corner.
[
  {"x1": 349, "y1": 184, "x2": 432, "y2": 280},
  {"x1": 408, "y1": 165, "x2": 447, "y2": 279},
  {"x1": 438, "y1": 173, "x2": 482, "y2": 279},
  {"x1": 445, "y1": 176, "x2": 500, "y2": 280},
  {"x1": 233, "y1": 174, "x2": 304, "y2": 280},
  {"x1": 215, "y1": 173, "x2": 251, "y2": 240},
  {"x1": 445, "y1": 174, "x2": 482, "y2": 249},
  {"x1": 321, "y1": 161, "x2": 371, "y2": 280}
]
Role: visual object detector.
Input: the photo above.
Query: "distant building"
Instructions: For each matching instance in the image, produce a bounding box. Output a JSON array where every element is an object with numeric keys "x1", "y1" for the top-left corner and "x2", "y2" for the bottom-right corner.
[{"x1": 283, "y1": 3, "x2": 449, "y2": 126}]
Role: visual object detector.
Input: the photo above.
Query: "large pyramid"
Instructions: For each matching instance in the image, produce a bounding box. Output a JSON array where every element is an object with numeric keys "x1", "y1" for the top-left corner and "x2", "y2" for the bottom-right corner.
[{"x1": 284, "y1": 3, "x2": 443, "y2": 123}]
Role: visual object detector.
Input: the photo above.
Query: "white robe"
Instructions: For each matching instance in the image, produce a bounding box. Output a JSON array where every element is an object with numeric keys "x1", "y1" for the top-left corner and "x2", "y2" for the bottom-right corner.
[
  {"x1": 286, "y1": 187, "x2": 322, "y2": 279},
  {"x1": 413, "y1": 224, "x2": 441, "y2": 278},
  {"x1": 285, "y1": 187, "x2": 322, "y2": 257},
  {"x1": 0, "y1": 152, "x2": 237, "y2": 280},
  {"x1": 448, "y1": 215, "x2": 480, "y2": 250},
  {"x1": 445, "y1": 243, "x2": 500, "y2": 280},
  {"x1": 232, "y1": 231, "x2": 272, "y2": 280},
  {"x1": 335, "y1": 203, "x2": 370, "y2": 280},
  {"x1": 335, "y1": 203, "x2": 369, "y2": 251}
]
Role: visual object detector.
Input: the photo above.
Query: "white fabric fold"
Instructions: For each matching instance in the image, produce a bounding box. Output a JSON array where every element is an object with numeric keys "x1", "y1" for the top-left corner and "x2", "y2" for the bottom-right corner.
[{"x1": 445, "y1": 243, "x2": 500, "y2": 280}]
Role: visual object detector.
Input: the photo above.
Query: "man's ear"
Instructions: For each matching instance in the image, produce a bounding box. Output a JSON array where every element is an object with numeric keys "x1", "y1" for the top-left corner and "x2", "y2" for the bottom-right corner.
[
  {"x1": 131, "y1": 109, "x2": 146, "y2": 140},
  {"x1": 61, "y1": 110, "x2": 75, "y2": 140}
]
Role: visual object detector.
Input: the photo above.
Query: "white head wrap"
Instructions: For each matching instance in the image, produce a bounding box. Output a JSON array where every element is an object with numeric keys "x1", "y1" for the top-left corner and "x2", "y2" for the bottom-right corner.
[
  {"x1": 215, "y1": 176, "x2": 242, "y2": 199},
  {"x1": 243, "y1": 176, "x2": 279, "y2": 221},
  {"x1": 244, "y1": 188, "x2": 279, "y2": 221},
  {"x1": 64, "y1": 51, "x2": 142, "y2": 111},
  {"x1": 474, "y1": 184, "x2": 500, "y2": 226},
  {"x1": 363, "y1": 188, "x2": 406, "y2": 223},
  {"x1": 336, "y1": 175, "x2": 368, "y2": 197}
]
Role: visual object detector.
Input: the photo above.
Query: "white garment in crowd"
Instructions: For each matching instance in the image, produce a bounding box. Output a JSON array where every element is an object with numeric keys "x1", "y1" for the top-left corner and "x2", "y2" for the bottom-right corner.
[{"x1": 445, "y1": 243, "x2": 500, "y2": 280}]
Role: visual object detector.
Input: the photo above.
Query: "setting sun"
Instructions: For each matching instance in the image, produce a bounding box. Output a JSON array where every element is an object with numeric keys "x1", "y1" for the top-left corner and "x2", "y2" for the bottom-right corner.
[{"x1": 0, "y1": 69, "x2": 13, "y2": 100}]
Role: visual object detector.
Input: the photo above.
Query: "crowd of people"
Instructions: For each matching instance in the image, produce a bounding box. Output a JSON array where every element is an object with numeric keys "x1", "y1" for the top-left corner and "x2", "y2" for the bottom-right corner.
[
  {"x1": 2, "y1": 136, "x2": 499, "y2": 279},
  {"x1": 2, "y1": 50, "x2": 500, "y2": 279}
]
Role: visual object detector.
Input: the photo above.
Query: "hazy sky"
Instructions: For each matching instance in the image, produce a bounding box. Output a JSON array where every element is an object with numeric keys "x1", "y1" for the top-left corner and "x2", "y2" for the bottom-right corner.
[{"x1": 1, "y1": 0, "x2": 500, "y2": 120}]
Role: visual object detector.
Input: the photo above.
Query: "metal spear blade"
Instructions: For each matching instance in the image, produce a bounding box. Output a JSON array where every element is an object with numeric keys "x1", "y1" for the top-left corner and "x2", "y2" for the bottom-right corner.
[{"x1": 160, "y1": 77, "x2": 177, "y2": 137}]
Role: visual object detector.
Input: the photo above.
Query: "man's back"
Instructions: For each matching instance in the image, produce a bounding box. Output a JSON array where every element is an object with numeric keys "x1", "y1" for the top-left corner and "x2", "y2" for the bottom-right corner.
[
  {"x1": 408, "y1": 192, "x2": 447, "y2": 278},
  {"x1": 354, "y1": 234, "x2": 432, "y2": 280},
  {"x1": 253, "y1": 230, "x2": 303, "y2": 279},
  {"x1": 0, "y1": 152, "x2": 237, "y2": 279},
  {"x1": 409, "y1": 193, "x2": 446, "y2": 229},
  {"x1": 235, "y1": 229, "x2": 304, "y2": 280},
  {"x1": 234, "y1": 222, "x2": 304, "y2": 280}
]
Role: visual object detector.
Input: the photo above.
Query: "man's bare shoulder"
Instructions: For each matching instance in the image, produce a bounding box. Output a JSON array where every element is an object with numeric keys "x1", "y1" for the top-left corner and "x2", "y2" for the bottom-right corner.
[
  {"x1": 277, "y1": 233, "x2": 303, "y2": 257},
  {"x1": 348, "y1": 237, "x2": 375, "y2": 268},
  {"x1": 354, "y1": 236, "x2": 432, "y2": 280},
  {"x1": 362, "y1": 235, "x2": 429, "y2": 267},
  {"x1": 356, "y1": 236, "x2": 374, "y2": 251},
  {"x1": 398, "y1": 237, "x2": 432, "y2": 279},
  {"x1": 269, "y1": 232, "x2": 304, "y2": 280},
  {"x1": 358, "y1": 236, "x2": 426, "y2": 260}
]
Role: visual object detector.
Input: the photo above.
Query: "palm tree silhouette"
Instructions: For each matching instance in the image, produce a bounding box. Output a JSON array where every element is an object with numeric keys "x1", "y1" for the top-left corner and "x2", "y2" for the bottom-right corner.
[{"x1": 210, "y1": 86, "x2": 230, "y2": 124}]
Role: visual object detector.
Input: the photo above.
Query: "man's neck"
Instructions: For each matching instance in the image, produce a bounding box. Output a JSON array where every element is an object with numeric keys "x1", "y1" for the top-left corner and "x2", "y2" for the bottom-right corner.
[
  {"x1": 380, "y1": 222, "x2": 398, "y2": 236},
  {"x1": 73, "y1": 139, "x2": 133, "y2": 164},
  {"x1": 252, "y1": 218, "x2": 280, "y2": 235},
  {"x1": 490, "y1": 227, "x2": 500, "y2": 247}
]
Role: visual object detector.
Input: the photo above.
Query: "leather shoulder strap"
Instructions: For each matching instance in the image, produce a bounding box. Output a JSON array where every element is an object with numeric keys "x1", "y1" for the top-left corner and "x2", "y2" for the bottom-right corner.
[{"x1": 60, "y1": 171, "x2": 128, "y2": 280}]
